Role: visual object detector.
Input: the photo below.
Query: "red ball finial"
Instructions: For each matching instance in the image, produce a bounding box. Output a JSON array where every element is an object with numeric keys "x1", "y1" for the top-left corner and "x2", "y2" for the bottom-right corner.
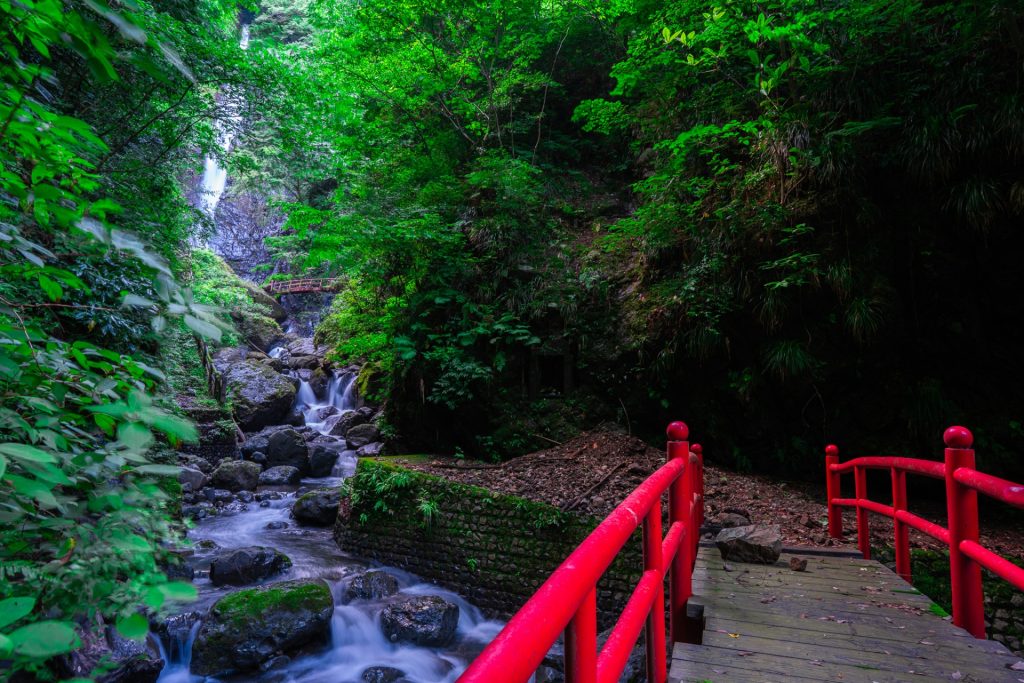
[
  {"x1": 691, "y1": 443, "x2": 703, "y2": 455},
  {"x1": 944, "y1": 425, "x2": 973, "y2": 449},
  {"x1": 825, "y1": 444, "x2": 839, "y2": 458},
  {"x1": 666, "y1": 421, "x2": 689, "y2": 441}
]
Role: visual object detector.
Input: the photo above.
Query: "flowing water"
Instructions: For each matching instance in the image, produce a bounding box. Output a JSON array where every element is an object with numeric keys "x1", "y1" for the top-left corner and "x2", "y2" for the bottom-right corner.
[
  {"x1": 169, "y1": 21, "x2": 507, "y2": 681},
  {"x1": 157, "y1": 352, "x2": 503, "y2": 681}
]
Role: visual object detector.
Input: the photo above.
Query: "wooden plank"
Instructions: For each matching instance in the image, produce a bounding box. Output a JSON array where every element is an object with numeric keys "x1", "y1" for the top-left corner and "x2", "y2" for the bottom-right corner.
[
  {"x1": 705, "y1": 612, "x2": 1001, "y2": 649},
  {"x1": 692, "y1": 578, "x2": 938, "y2": 608},
  {"x1": 701, "y1": 631, "x2": 1020, "y2": 678},
  {"x1": 671, "y1": 642, "x2": 909, "y2": 682},
  {"x1": 702, "y1": 598, "x2": 980, "y2": 643},
  {"x1": 705, "y1": 616, "x2": 1016, "y2": 662},
  {"x1": 669, "y1": 660, "x2": 836, "y2": 683},
  {"x1": 672, "y1": 642, "x2": 1023, "y2": 683}
]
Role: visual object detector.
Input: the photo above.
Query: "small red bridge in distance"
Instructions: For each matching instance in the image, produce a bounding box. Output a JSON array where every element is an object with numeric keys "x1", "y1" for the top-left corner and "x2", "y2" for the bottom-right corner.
[
  {"x1": 459, "y1": 422, "x2": 1024, "y2": 682},
  {"x1": 263, "y1": 277, "x2": 342, "y2": 295}
]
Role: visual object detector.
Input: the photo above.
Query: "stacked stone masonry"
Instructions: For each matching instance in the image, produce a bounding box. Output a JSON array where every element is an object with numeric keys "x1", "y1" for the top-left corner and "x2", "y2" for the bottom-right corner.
[{"x1": 334, "y1": 460, "x2": 644, "y2": 629}]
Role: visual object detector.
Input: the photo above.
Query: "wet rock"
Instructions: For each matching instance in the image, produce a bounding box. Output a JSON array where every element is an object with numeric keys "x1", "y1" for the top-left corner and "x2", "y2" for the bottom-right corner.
[
  {"x1": 362, "y1": 666, "x2": 407, "y2": 683},
  {"x1": 356, "y1": 442, "x2": 384, "y2": 457},
  {"x1": 164, "y1": 559, "x2": 194, "y2": 582},
  {"x1": 309, "y1": 367, "x2": 330, "y2": 396},
  {"x1": 178, "y1": 466, "x2": 208, "y2": 493},
  {"x1": 326, "y1": 407, "x2": 371, "y2": 437},
  {"x1": 250, "y1": 450, "x2": 268, "y2": 466},
  {"x1": 308, "y1": 437, "x2": 344, "y2": 477},
  {"x1": 344, "y1": 571, "x2": 399, "y2": 601},
  {"x1": 190, "y1": 579, "x2": 334, "y2": 676},
  {"x1": 210, "y1": 460, "x2": 262, "y2": 492},
  {"x1": 209, "y1": 546, "x2": 292, "y2": 586},
  {"x1": 380, "y1": 595, "x2": 459, "y2": 647},
  {"x1": 346, "y1": 423, "x2": 380, "y2": 449},
  {"x1": 717, "y1": 512, "x2": 751, "y2": 528},
  {"x1": 179, "y1": 453, "x2": 213, "y2": 474},
  {"x1": 265, "y1": 520, "x2": 289, "y2": 530},
  {"x1": 237, "y1": 490, "x2": 255, "y2": 503},
  {"x1": 284, "y1": 406, "x2": 306, "y2": 427},
  {"x1": 715, "y1": 524, "x2": 783, "y2": 564},
  {"x1": 266, "y1": 428, "x2": 310, "y2": 472},
  {"x1": 286, "y1": 355, "x2": 321, "y2": 370},
  {"x1": 789, "y1": 556, "x2": 808, "y2": 572},
  {"x1": 291, "y1": 487, "x2": 342, "y2": 526},
  {"x1": 259, "y1": 465, "x2": 302, "y2": 487},
  {"x1": 60, "y1": 623, "x2": 163, "y2": 683},
  {"x1": 151, "y1": 611, "x2": 202, "y2": 646},
  {"x1": 240, "y1": 425, "x2": 291, "y2": 459},
  {"x1": 212, "y1": 346, "x2": 250, "y2": 373},
  {"x1": 309, "y1": 405, "x2": 339, "y2": 423},
  {"x1": 223, "y1": 360, "x2": 297, "y2": 431},
  {"x1": 203, "y1": 488, "x2": 235, "y2": 503}
]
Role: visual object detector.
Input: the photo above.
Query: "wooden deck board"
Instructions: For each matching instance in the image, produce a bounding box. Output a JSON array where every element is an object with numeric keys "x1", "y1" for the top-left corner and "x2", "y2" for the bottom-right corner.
[{"x1": 669, "y1": 546, "x2": 1023, "y2": 682}]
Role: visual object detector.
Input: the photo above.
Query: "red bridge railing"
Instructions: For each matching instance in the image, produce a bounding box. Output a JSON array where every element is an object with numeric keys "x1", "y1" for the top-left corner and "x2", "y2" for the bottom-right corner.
[
  {"x1": 263, "y1": 277, "x2": 342, "y2": 295},
  {"x1": 458, "y1": 422, "x2": 704, "y2": 683},
  {"x1": 825, "y1": 425, "x2": 1024, "y2": 638}
]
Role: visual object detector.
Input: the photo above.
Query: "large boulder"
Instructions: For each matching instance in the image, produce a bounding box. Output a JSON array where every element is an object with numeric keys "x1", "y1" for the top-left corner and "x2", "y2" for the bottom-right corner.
[
  {"x1": 326, "y1": 407, "x2": 371, "y2": 437},
  {"x1": 223, "y1": 360, "x2": 296, "y2": 431},
  {"x1": 308, "y1": 436, "x2": 344, "y2": 477},
  {"x1": 344, "y1": 571, "x2": 399, "y2": 602},
  {"x1": 380, "y1": 595, "x2": 459, "y2": 647},
  {"x1": 210, "y1": 460, "x2": 262, "y2": 492},
  {"x1": 286, "y1": 355, "x2": 321, "y2": 370},
  {"x1": 259, "y1": 466, "x2": 302, "y2": 487},
  {"x1": 209, "y1": 546, "x2": 292, "y2": 586},
  {"x1": 240, "y1": 425, "x2": 289, "y2": 459},
  {"x1": 309, "y1": 368, "x2": 331, "y2": 396},
  {"x1": 60, "y1": 623, "x2": 163, "y2": 683},
  {"x1": 291, "y1": 487, "x2": 342, "y2": 526},
  {"x1": 715, "y1": 524, "x2": 783, "y2": 564},
  {"x1": 362, "y1": 667, "x2": 407, "y2": 683},
  {"x1": 190, "y1": 579, "x2": 334, "y2": 676},
  {"x1": 240, "y1": 280, "x2": 288, "y2": 322},
  {"x1": 356, "y1": 442, "x2": 384, "y2": 458},
  {"x1": 346, "y1": 423, "x2": 380, "y2": 449},
  {"x1": 309, "y1": 405, "x2": 339, "y2": 423},
  {"x1": 178, "y1": 466, "x2": 208, "y2": 493},
  {"x1": 266, "y1": 428, "x2": 310, "y2": 471}
]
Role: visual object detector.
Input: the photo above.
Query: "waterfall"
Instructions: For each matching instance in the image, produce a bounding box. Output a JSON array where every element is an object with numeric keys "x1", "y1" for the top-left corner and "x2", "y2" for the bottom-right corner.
[
  {"x1": 197, "y1": 24, "x2": 249, "y2": 221},
  {"x1": 295, "y1": 370, "x2": 359, "y2": 436},
  {"x1": 155, "y1": 618, "x2": 202, "y2": 683}
]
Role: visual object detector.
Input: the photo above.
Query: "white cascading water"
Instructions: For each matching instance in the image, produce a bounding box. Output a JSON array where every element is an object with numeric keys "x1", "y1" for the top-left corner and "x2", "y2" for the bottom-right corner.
[
  {"x1": 197, "y1": 24, "x2": 249, "y2": 219},
  {"x1": 164, "y1": 21, "x2": 507, "y2": 682}
]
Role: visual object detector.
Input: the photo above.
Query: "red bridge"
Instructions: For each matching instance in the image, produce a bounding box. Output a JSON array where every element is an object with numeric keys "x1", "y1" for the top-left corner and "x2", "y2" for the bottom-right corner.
[
  {"x1": 459, "y1": 422, "x2": 1024, "y2": 682},
  {"x1": 263, "y1": 277, "x2": 342, "y2": 295}
]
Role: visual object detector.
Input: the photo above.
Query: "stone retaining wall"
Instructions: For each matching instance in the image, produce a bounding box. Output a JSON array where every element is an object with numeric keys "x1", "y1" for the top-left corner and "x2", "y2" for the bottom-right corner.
[{"x1": 333, "y1": 459, "x2": 643, "y2": 627}]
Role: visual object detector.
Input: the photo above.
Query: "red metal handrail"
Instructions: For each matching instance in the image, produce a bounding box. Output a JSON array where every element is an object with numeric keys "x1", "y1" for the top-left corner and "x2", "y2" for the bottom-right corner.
[
  {"x1": 825, "y1": 425, "x2": 1024, "y2": 638},
  {"x1": 264, "y1": 277, "x2": 342, "y2": 294},
  {"x1": 458, "y1": 421, "x2": 704, "y2": 683}
]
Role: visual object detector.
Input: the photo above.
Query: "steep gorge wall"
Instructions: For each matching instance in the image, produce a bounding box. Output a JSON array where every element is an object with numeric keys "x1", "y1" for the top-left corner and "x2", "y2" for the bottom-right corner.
[{"x1": 333, "y1": 460, "x2": 642, "y2": 627}]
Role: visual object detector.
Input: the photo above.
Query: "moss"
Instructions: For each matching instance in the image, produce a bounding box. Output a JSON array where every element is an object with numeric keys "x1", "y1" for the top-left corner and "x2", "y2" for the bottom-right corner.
[
  {"x1": 346, "y1": 459, "x2": 577, "y2": 533},
  {"x1": 213, "y1": 580, "x2": 331, "y2": 627}
]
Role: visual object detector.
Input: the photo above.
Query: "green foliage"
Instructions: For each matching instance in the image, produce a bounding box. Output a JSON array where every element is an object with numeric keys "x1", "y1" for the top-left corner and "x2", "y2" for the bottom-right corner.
[{"x1": 0, "y1": 0, "x2": 240, "y2": 676}]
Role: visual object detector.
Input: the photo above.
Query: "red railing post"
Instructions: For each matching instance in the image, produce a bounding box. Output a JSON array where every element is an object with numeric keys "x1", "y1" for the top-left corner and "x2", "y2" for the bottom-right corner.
[
  {"x1": 691, "y1": 444, "x2": 704, "y2": 530},
  {"x1": 891, "y1": 466, "x2": 911, "y2": 582},
  {"x1": 666, "y1": 421, "x2": 690, "y2": 645},
  {"x1": 854, "y1": 464, "x2": 871, "y2": 558},
  {"x1": 825, "y1": 444, "x2": 843, "y2": 539},
  {"x1": 944, "y1": 425, "x2": 985, "y2": 638},
  {"x1": 564, "y1": 588, "x2": 597, "y2": 683},
  {"x1": 642, "y1": 504, "x2": 667, "y2": 683}
]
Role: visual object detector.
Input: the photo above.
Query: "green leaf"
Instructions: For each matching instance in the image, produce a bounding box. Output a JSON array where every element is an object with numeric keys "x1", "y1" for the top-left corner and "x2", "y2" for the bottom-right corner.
[
  {"x1": 115, "y1": 613, "x2": 148, "y2": 640},
  {"x1": 0, "y1": 597, "x2": 35, "y2": 630},
  {"x1": 117, "y1": 422, "x2": 153, "y2": 451},
  {"x1": 0, "y1": 454, "x2": 6, "y2": 480},
  {"x1": 184, "y1": 314, "x2": 221, "y2": 341},
  {"x1": 38, "y1": 275, "x2": 62, "y2": 302},
  {"x1": 8, "y1": 620, "x2": 79, "y2": 658},
  {"x1": 157, "y1": 581, "x2": 198, "y2": 602},
  {"x1": 131, "y1": 464, "x2": 180, "y2": 476},
  {"x1": 0, "y1": 443, "x2": 56, "y2": 464}
]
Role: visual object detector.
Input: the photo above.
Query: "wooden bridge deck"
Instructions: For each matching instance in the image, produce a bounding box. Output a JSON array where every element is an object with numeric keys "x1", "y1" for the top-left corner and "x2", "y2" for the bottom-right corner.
[{"x1": 669, "y1": 545, "x2": 1023, "y2": 682}]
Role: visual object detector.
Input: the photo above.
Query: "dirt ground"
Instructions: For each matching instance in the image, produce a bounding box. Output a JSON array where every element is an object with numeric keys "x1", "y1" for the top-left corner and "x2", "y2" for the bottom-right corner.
[{"x1": 405, "y1": 427, "x2": 1024, "y2": 561}]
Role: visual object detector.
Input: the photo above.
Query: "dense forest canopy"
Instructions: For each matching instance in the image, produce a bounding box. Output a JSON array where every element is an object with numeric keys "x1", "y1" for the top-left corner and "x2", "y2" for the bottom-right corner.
[{"x1": 1, "y1": 0, "x2": 1022, "y2": 676}]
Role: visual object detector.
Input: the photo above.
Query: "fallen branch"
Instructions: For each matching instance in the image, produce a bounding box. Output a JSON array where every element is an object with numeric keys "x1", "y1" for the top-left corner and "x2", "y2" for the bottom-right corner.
[{"x1": 561, "y1": 460, "x2": 630, "y2": 512}]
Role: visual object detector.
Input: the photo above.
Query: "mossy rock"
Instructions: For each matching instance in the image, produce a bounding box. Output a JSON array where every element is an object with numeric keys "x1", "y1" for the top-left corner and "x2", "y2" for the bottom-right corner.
[
  {"x1": 239, "y1": 279, "x2": 288, "y2": 322},
  {"x1": 190, "y1": 579, "x2": 334, "y2": 676},
  {"x1": 223, "y1": 360, "x2": 296, "y2": 431},
  {"x1": 231, "y1": 311, "x2": 284, "y2": 352}
]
